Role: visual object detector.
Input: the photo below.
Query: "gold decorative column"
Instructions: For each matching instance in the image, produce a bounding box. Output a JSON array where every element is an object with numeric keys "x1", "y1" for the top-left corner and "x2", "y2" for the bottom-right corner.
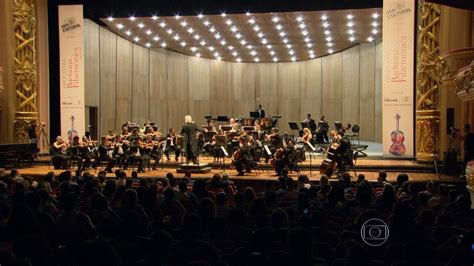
[
  {"x1": 12, "y1": 0, "x2": 38, "y2": 143},
  {"x1": 416, "y1": 1, "x2": 442, "y2": 162}
]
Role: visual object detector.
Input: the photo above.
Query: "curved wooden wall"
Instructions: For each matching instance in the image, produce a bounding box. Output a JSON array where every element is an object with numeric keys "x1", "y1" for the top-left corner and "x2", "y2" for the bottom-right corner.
[{"x1": 84, "y1": 19, "x2": 382, "y2": 142}]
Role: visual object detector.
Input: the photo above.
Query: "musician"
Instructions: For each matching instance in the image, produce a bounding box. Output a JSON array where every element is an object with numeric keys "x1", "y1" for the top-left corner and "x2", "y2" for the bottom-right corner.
[
  {"x1": 144, "y1": 134, "x2": 162, "y2": 170},
  {"x1": 299, "y1": 127, "x2": 313, "y2": 144},
  {"x1": 68, "y1": 136, "x2": 84, "y2": 170},
  {"x1": 106, "y1": 130, "x2": 117, "y2": 142},
  {"x1": 229, "y1": 118, "x2": 240, "y2": 132},
  {"x1": 94, "y1": 136, "x2": 115, "y2": 173},
  {"x1": 204, "y1": 120, "x2": 218, "y2": 133},
  {"x1": 274, "y1": 138, "x2": 297, "y2": 176},
  {"x1": 181, "y1": 115, "x2": 201, "y2": 165},
  {"x1": 267, "y1": 128, "x2": 284, "y2": 151},
  {"x1": 164, "y1": 128, "x2": 181, "y2": 161},
  {"x1": 233, "y1": 137, "x2": 255, "y2": 176},
  {"x1": 81, "y1": 131, "x2": 95, "y2": 168},
  {"x1": 129, "y1": 128, "x2": 141, "y2": 142},
  {"x1": 51, "y1": 136, "x2": 68, "y2": 169},
  {"x1": 304, "y1": 114, "x2": 317, "y2": 132},
  {"x1": 114, "y1": 135, "x2": 129, "y2": 168},
  {"x1": 120, "y1": 127, "x2": 130, "y2": 139},
  {"x1": 256, "y1": 104, "x2": 265, "y2": 118},
  {"x1": 329, "y1": 130, "x2": 353, "y2": 173},
  {"x1": 316, "y1": 115, "x2": 330, "y2": 143},
  {"x1": 124, "y1": 138, "x2": 145, "y2": 172}
]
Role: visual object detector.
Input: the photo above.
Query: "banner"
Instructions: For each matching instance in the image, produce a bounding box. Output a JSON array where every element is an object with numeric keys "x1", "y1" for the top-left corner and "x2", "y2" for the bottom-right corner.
[
  {"x1": 382, "y1": 0, "x2": 415, "y2": 158},
  {"x1": 58, "y1": 5, "x2": 85, "y2": 143}
]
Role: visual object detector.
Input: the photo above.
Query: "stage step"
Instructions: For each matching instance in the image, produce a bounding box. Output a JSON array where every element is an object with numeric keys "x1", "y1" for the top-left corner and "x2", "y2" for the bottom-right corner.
[{"x1": 176, "y1": 163, "x2": 212, "y2": 174}]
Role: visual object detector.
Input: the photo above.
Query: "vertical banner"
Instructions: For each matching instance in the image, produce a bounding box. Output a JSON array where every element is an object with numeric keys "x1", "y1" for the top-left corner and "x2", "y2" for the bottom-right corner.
[
  {"x1": 382, "y1": 0, "x2": 415, "y2": 158},
  {"x1": 58, "y1": 5, "x2": 85, "y2": 143}
]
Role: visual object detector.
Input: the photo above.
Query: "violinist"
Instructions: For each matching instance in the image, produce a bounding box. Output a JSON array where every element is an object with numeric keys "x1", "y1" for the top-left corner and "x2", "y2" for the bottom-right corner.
[
  {"x1": 299, "y1": 127, "x2": 313, "y2": 145},
  {"x1": 81, "y1": 131, "x2": 96, "y2": 167},
  {"x1": 124, "y1": 138, "x2": 145, "y2": 172},
  {"x1": 51, "y1": 136, "x2": 68, "y2": 169},
  {"x1": 164, "y1": 128, "x2": 180, "y2": 161},
  {"x1": 94, "y1": 136, "x2": 115, "y2": 172},
  {"x1": 114, "y1": 135, "x2": 129, "y2": 168},
  {"x1": 120, "y1": 127, "x2": 130, "y2": 139},
  {"x1": 204, "y1": 120, "x2": 218, "y2": 133},
  {"x1": 107, "y1": 130, "x2": 117, "y2": 142},
  {"x1": 129, "y1": 128, "x2": 141, "y2": 142},
  {"x1": 68, "y1": 136, "x2": 85, "y2": 170},
  {"x1": 229, "y1": 118, "x2": 240, "y2": 132},
  {"x1": 144, "y1": 134, "x2": 161, "y2": 170},
  {"x1": 233, "y1": 136, "x2": 255, "y2": 176},
  {"x1": 266, "y1": 128, "x2": 284, "y2": 151}
]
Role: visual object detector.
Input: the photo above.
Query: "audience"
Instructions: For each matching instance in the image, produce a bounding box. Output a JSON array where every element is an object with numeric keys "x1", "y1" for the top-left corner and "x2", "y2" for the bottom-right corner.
[{"x1": 0, "y1": 169, "x2": 472, "y2": 265}]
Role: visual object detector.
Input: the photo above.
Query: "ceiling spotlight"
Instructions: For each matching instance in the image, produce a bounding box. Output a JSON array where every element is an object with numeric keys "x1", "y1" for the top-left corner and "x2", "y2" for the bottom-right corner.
[
  {"x1": 228, "y1": 46, "x2": 234, "y2": 50},
  {"x1": 372, "y1": 22, "x2": 378, "y2": 27},
  {"x1": 190, "y1": 47, "x2": 198, "y2": 52},
  {"x1": 291, "y1": 56, "x2": 296, "y2": 62},
  {"x1": 145, "y1": 42, "x2": 151, "y2": 47},
  {"x1": 197, "y1": 13, "x2": 204, "y2": 19},
  {"x1": 221, "y1": 12, "x2": 226, "y2": 17},
  {"x1": 230, "y1": 26, "x2": 238, "y2": 32},
  {"x1": 208, "y1": 46, "x2": 215, "y2": 51},
  {"x1": 196, "y1": 53, "x2": 201, "y2": 57},
  {"x1": 116, "y1": 24, "x2": 124, "y2": 29},
  {"x1": 349, "y1": 36, "x2": 355, "y2": 42},
  {"x1": 306, "y1": 43, "x2": 313, "y2": 48},
  {"x1": 153, "y1": 36, "x2": 159, "y2": 41},
  {"x1": 107, "y1": 17, "x2": 114, "y2": 22},
  {"x1": 180, "y1": 41, "x2": 186, "y2": 47},
  {"x1": 321, "y1": 14, "x2": 328, "y2": 21},
  {"x1": 247, "y1": 45, "x2": 253, "y2": 49},
  {"x1": 309, "y1": 54, "x2": 315, "y2": 58},
  {"x1": 328, "y1": 49, "x2": 334, "y2": 54},
  {"x1": 175, "y1": 15, "x2": 181, "y2": 20},
  {"x1": 326, "y1": 36, "x2": 332, "y2": 42},
  {"x1": 214, "y1": 52, "x2": 220, "y2": 57},
  {"x1": 125, "y1": 30, "x2": 131, "y2": 36},
  {"x1": 160, "y1": 22, "x2": 166, "y2": 28},
  {"x1": 232, "y1": 51, "x2": 238, "y2": 56},
  {"x1": 236, "y1": 58, "x2": 242, "y2": 63},
  {"x1": 283, "y1": 38, "x2": 288, "y2": 44},
  {"x1": 304, "y1": 37, "x2": 310, "y2": 43},
  {"x1": 138, "y1": 23, "x2": 144, "y2": 28},
  {"x1": 187, "y1": 28, "x2": 194, "y2": 33},
  {"x1": 129, "y1": 16, "x2": 136, "y2": 21},
  {"x1": 276, "y1": 24, "x2": 283, "y2": 30},
  {"x1": 220, "y1": 40, "x2": 227, "y2": 45},
  {"x1": 152, "y1": 15, "x2": 158, "y2": 20},
  {"x1": 367, "y1": 36, "x2": 374, "y2": 42},
  {"x1": 261, "y1": 39, "x2": 268, "y2": 44},
  {"x1": 372, "y1": 29, "x2": 378, "y2": 34},
  {"x1": 235, "y1": 33, "x2": 242, "y2": 39},
  {"x1": 217, "y1": 56, "x2": 222, "y2": 61},
  {"x1": 210, "y1": 27, "x2": 216, "y2": 33},
  {"x1": 250, "y1": 50, "x2": 257, "y2": 56},
  {"x1": 299, "y1": 23, "x2": 306, "y2": 29},
  {"x1": 240, "y1": 40, "x2": 247, "y2": 45},
  {"x1": 327, "y1": 42, "x2": 333, "y2": 47},
  {"x1": 134, "y1": 37, "x2": 140, "y2": 42},
  {"x1": 347, "y1": 21, "x2": 354, "y2": 27},
  {"x1": 279, "y1": 32, "x2": 286, "y2": 37},
  {"x1": 286, "y1": 44, "x2": 292, "y2": 49},
  {"x1": 308, "y1": 50, "x2": 314, "y2": 54},
  {"x1": 173, "y1": 35, "x2": 180, "y2": 40},
  {"x1": 347, "y1": 14, "x2": 354, "y2": 20},
  {"x1": 289, "y1": 50, "x2": 294, "y2": 55},
  {"x1": 194, "y1": 34, "x2": 200, "y2": 40},
  {"x1": 257, "y1": 32, "x2": 264, "y2": 38},
  {"x1": 254, "y1": 58, "x2": 260, "y2": 62},
  {"x1": 372, "y1": 13, "x2": 379, "y2": 19},
  {"x1": 248, "y1": 18, "x2": 255, "y2": 24},
  {"x1": 200, "y1": 40, "x2": 206, "y2": 46},
  {"x1": 348, "y1": 29, "x2": 355, "y2": 34},
  {"x1": 266, "y1": 44, "x2": 272, "y2": 49},
  {"x1": 215, "y1": 33, "x2": 221, "y2": 39},
  {"x1": 270, "y1": 50, "x2": 275, "y2": 55},
  {"x1": 272, "y1": 17, "x2": 280, "y2": 23},
  {"x1": 253, "y1": 25, "x2": 260, "y2": 31},
  {"x1": 296, "y1": 16, "x2": 303, "y2": 22},
  {"x1": 146, "y1": 30, "x2": 152, "y2": 35},
  {"x1": 323, "y1": 22, "x2": 329, "y2": 28},
  {"x1": 226, "y1": 19, "x2": 233, "y2": 25},
  {"x1": 273, "y1": 57, "x2": 278, "y2": 62},
  {"x1": 245, "y1": 12, "x2": 251, "y2": 16},
  {"x1": 204, "y1": 20, "x2": 210, "y2": 26},
  {"x1": 161, "y1": 42, "x2": 167, "y2": 47},
  {"x1": 166, "y1": 29, "x2": 173, "y2": 34},
  {"x1": 302, "y1": 30, "x2": 308, "y2": 36},
  {"x1": 180, "y1": 21, "x2": 187, "y2": 27},
  {"x1": 324, "y1": 30, "x2": 331, "y2": 35}
]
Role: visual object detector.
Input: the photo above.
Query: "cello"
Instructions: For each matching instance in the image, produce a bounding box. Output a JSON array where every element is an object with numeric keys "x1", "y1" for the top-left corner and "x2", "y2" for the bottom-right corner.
[
  {"x1": 319, "y1": 136, "x2": 341, "y2": 177},
  {"x1": 389, "y1": 114, "x2": 406, "y2": 156}
]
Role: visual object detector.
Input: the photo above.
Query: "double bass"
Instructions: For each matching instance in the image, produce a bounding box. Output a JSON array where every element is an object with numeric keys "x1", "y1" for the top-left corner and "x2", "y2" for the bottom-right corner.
[
  {"x1": 389, "y1": 114, "x2": 406, "y2": 156},
  {"x1": 319, "y1": 137, "x2": 340, "y2": 177}
]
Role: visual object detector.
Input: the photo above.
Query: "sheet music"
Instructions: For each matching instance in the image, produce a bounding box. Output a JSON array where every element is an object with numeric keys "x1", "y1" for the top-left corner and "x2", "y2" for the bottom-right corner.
[
  {"x1": 220, "y1": 146, "x2": 229, "y2": 157},
  {"x1": 264, "y1": 145, "x2": 272, "y2": 155}
]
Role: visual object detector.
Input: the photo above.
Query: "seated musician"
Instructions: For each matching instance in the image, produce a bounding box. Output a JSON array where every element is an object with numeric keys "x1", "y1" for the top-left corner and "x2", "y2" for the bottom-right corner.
[
  {"x1": 273, "y1": 138, "x2": 297, "y2": 176},
  {"x1": 267, "y1": 127, "x2": 284, "y2": 151},
  {"x1": 67, "y1": 136, "x2": 86, "y2": 170},
  {"x1": 51, "y1": 136, "x2": 68, "y2": 169},
  {"x1": 144, "y1": 134, "x2": 162, "y2": 170},
  {"x1": 107, "y1": 130, "x2": 117, "y2": 142},
  {"x1": 94, "y1": 136, "x2": 116, "y2": 172},
  {"x1": 233, "y1": 137, "x2": 256, "y2": 176},
  {"x1": 81, "y1": 132, "x2": 95, "y2": 169},
  {"x1": 124, "y1": 138, "x2": 145, "y2": 172},
  {"x1": 304, "y1": 114, "x2": 317, "y2": 132},
  {"x1": 329, "y1": 130, "x2": 353, "y2": 173},
  {"x1": 204, "y1": 120, "x2": 218, "y2": 133},
  {"x1": 120, "y1": 127, "x2": 130, "y2": 139},
  {"x1": 298, "y1": 127, "x2": 313, "y2": 145},
  {"x1": 203, "y1": 134, "x2": 217, "y2": 157},
  {"x1": 164, "y1": 128, "x2": 180, "y2": 161},
  {"x1": 316, "y1": 115, "x2": 330, "y2": 144},
  {"x1": 128, "y1": 128, "x2": 141, "y2": 142},
  {"x1": 229, "y1": 118, "x2": 240, "y2": 132},
  {"x1": 113, "y1": 135, "x2": 129, "y2": 168}
]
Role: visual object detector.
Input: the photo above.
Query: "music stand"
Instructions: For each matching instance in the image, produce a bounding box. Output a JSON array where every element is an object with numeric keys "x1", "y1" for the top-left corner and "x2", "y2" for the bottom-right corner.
[
  {"x1": 334, "y1": 121, "x2": 343, "y2": 133},
  {"x1": 300, "y1": 122, "x2": 310, "y2": 130},
  {"x1": 217, "y1": 116, "x2": 228, "y2": 122},
  {"x1": 215, "y1": 135, "x2": 228, "y2": 171},
  {"x1": 288, "y1": 122, "x2": 299, "y2": 140},
  {"x1": 250, "y1": 111, "x2": 259, "y2": 119}
]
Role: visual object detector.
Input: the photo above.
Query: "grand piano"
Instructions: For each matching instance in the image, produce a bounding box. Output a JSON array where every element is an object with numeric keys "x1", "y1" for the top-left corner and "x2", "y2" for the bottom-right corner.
[{"x1": 0, "y1": 143, "x2": 37, "y2": 167}]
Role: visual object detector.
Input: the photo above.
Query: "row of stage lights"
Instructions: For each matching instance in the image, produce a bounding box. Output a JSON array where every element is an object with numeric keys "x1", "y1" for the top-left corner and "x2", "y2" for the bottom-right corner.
[{"x1": 107, "y1": 11, "x2": 380, "y2": 63}]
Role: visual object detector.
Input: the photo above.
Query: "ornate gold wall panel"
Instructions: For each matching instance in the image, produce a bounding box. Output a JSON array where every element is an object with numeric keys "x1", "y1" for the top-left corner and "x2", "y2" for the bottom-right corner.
[
  {"x1": 416, "y1": 1, "x2": 441, "y2": 161},
  {"x1": 12, "y1": 0, "x2": 38, "y2": 142}
]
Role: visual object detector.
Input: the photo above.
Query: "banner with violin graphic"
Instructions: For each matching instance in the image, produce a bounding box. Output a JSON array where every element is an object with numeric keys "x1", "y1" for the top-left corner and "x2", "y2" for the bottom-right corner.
[
  {"x1": 382, "y1": 0, "x2": 415, "y2": 158},
  {"x1": 58, "y1": 5, "x2": 85, "y2": 143}
]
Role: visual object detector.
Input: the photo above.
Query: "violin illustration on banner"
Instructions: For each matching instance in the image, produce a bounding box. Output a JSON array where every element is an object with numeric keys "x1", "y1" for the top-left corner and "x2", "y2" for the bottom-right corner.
[
  {"x1": 67, "y1": 115, "x2": 79, "y2": 143},
  {"x1": 389, "y1": 113, "x2": 406, "y2": 156}
]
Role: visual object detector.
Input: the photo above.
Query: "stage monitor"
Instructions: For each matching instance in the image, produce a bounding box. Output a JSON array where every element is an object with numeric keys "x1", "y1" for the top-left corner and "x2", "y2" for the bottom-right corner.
[{"x1": 250, "y1": 111, "x2": 259, "y2": 119}]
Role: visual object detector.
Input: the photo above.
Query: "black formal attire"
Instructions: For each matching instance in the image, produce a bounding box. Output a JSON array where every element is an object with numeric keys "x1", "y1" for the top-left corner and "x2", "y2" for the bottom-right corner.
[
  {"x1": 304, "y1": 118, "x2": 317, "y2": 132},
  {"x1": 94, "y1": 143, "x2": 115, "y2": 172},
  {"x1": 331, "y1": 136, "x2": 353, "y2": 173},
  {"x1": 181, "y1": 122, "x2": 201, "y2": 164},
  {"x1": 68, "y1": 142, "x2": 84, "y2": 170},
  {"x1": 164, "y1": 134, "x2": 181, "y2": 161},
  {"x1": 233, "y1": 144, "x2": 255, "y2": 175},
  {"x1": 464, "y1": 132, "x2": 474, "y2": 164},
  {"x1": 257, "y1": 108, "x2": 265, "y2": 118},
  {"x1": 275, "y1": 145, "x2": 296, "y2": 175},
  {"x1": 50, "y1": 144, "x2": 68, "y2": 170},
  {"x1": 316, "y1": 120, "x2": 330, "y2": 143},
  {"x1": 124, "y1": 143, "x2": 144, "y2": 172},
  {"x1": 114, "y1": 142, "x2": 128, "y2": 168}
]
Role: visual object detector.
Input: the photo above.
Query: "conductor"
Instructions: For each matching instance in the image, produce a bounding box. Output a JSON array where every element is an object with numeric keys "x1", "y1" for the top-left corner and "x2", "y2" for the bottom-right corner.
[{"x1": 181, "y1": 115, "x2": 201, "y2": 165}]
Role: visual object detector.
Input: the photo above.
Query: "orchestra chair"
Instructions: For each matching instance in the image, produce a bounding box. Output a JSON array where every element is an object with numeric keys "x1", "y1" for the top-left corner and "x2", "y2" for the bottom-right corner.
[{"x1": 345, "y1": 124, "x2": 360, "y2": 145}]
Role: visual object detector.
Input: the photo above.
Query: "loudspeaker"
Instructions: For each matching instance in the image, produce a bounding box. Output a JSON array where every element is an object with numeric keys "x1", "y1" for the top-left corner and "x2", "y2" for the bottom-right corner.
[
  {"x1": 446, "y1": 108, "x2": 454, "y2": 134},
  {"x1": 443, "y1": 151, "x2": 457, "y2": 175}
]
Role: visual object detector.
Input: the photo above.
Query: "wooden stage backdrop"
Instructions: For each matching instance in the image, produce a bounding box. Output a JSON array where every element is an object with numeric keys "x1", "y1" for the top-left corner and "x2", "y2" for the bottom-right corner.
[{"x1": 84, "y1": 19, "x2": 382, "y2": 142}]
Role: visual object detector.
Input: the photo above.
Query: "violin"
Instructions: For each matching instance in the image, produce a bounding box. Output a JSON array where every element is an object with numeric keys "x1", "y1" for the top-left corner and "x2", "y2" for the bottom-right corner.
[
  {"x1": 389, "y1": 114, "x2": 406, "y2": 156},
  {"x1": 269, "y1": 148, "x2": 284, "y2": 166}
]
